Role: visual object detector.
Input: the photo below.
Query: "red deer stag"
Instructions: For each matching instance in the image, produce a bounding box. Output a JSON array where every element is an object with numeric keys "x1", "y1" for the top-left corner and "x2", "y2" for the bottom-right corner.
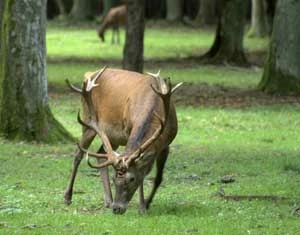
[
  {"x1": 98, "y1": 5, "x2": 127, "y2": 44},
  {"x1": 64, "y1": 67, "x2": 182, "y2": 214}
]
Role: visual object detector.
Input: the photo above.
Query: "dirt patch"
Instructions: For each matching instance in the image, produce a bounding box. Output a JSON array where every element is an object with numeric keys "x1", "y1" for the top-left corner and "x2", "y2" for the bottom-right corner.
[{"x1": 174, "y1": 82, "x2": 300, "y2": 108}]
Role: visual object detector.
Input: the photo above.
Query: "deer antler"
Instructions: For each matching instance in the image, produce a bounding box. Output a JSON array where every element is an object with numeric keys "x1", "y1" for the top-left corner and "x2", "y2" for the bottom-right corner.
[
  {"x1": 65, "y1": 79, "x2": 82, "y2": 93},
  {"x1": 75, "y1": 66, "x2": 118, "y2": 169},
  {"x1": 77, "y1": 111, "x2": 117, "y2": 168},
  {"x1": 125, "y1": 112, "x2": 164, "y2": 167}
]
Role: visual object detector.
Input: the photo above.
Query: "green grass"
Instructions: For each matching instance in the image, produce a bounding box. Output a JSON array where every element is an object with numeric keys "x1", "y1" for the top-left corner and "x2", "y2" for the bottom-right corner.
[
  {"x1": 1, "y1": 104, "x2": 300, "y2": 234},
  {"x1": 1, "y1": 22, "x2": 299, "y2": 234},
  {"x1": 46, "y1": 22, "x2": 267, "y2": 60},
  {"x1": 48, "y1": 62, "x2": 262, "y2": 90}
]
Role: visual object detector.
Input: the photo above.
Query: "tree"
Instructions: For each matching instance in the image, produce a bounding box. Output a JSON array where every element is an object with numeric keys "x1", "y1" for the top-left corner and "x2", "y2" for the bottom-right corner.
[
  {"x1": 70, "y1": 0, "x2": 100, "y2": 21},
  {"x1": 123, "y1": 0, "x2": 145, "y2": 73},
  {"x1": 248, "y1": 0, "x2": 268, "y2": 37},
  {"x1": 259, "y1": 0, "x2": 300, "y2": 93},
  {"x1": 0, "y1": 0, "x2": 73, "y2": 143},
  {"x1": 194, "y1": 0, "x2": 216, "y2": 26},
  {"x1": 200, "y1": 0, "x2": 248, "y2": 66},
  {"x1": 0, "y1": 0, "x2": 4, "y2": 57},
  {"x1": 102, "y1": 0, "x2": 122, "y2": 16},
  {"x1": 166, "y1": 0, "x2": 182, "y2": 21}
]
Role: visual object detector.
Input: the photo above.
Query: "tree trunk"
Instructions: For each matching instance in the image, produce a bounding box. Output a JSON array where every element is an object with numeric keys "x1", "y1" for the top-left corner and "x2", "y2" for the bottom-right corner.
[
  {"x1": 201, "y1": 0, "x2": 248, "y2": 66},
  {"x1": 265, "y1": 0, "x2": 277, "y2": 35},
  {"x1": 102, "y1": 0, "x2": 121, "y2": 15},
  {"x1": 122, "y1": 0, "x2": 145, "y2": 73},
  {"x1": 258, "y1": 0, "x2": 300, "y2": 94},
  {"x1": 70, "y1": 0, "x2": 94, "y2": 21},
  {"x1": 194, "y1": 0, "x2": 216, "y2": 26},
  {"x1": 55, "y1": 0, "x2": 67, "y2": 16},
  {"x1": 166, "y1": 0, "x2": 182, "y2": 21},
  {"x1": 145, "y1": 0, "x2": 165, "y2": 18},
  {"x1": 247, "y1": 0, "x2": 268, "y2": 37},
  {"x1": 0, "y1": 0, "x2": 4, "y2": 56},
  {"x1": 0, "y1": 0, "x2": 73, "y2": 143}
]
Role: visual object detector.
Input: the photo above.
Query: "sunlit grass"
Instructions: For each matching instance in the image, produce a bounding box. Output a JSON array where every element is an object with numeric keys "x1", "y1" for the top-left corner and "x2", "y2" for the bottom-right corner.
[
  {"x1": 1, "y1": 22, "x2": 299, "y2": 235},
  {"x1": 1, "y1": 101, "x2": 300, "y2": 234},
  {"x1": 47, "y1": 22, "x2": 267, "y2": 60}
]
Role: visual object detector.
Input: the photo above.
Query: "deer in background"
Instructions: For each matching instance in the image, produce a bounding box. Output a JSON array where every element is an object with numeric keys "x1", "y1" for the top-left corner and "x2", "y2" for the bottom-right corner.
[
  {"x1": 64, "y1": 67, "x2": 182, "y2": 214},
  {"x1": 97, "y1": 5, "x2": 127, "y2": 44}
]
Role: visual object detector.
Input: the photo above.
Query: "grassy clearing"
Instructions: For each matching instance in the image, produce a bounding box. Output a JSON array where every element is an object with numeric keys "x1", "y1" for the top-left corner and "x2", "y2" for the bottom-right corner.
[
  {"x1": 1, "y1": 23, "x2": 300, "y2": 234},
  {"x1": 46, "y1": 22, "x2": 267, "y2": 61},
  {"x1": 1, "y1": 103, "x2": 300, "y2": 234},
  {"x1": 48, "y1": 62, "x2": 262, "y2": 91}
]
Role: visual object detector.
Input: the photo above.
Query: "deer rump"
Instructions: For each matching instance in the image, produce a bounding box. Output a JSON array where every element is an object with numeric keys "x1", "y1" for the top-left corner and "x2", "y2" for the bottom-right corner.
[{"x1": 65, "y1": 67, "x2": 180, "y2": 214}]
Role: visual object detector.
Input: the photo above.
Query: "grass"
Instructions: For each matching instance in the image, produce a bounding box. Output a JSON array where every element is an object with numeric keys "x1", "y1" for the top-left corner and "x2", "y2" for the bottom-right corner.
[
  {"x1": 46, "y1": 21, "x2": 268, "y2": 61},
  {"x1": 1, "y1": 22, "x2": 300, "y2": 234}
]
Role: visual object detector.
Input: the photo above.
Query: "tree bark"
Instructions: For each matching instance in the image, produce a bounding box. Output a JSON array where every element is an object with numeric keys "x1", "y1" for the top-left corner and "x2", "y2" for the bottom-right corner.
[
  {"x1": 259, "y1": 0, "x2": 300, "y2": 94},
  {"x1": 166, "y1": 0, "x2": 182, "y2": 21},
  {"x1": 194, "y1": 0, "x2": 216, "y2": 26},
  {"x1": 247, "y1": 0, "x2": 268, "y2": 37},
  {"x1": 0, "y1": 0, "x2": 73, "y2": 143},
  {"x1": 201, "y1": 0, "x2": 248, "y2": 66},
  {"x1": 122, "y1": 0, "x2": 145, "y2": 73},
  {"x1": 70, "y1": 0, "x2": 94, "y2": 21},
  {"x1": 0, "y1": 0, "x2": 4, "y2": 57},
  {"x1": 55, "y1": 0, "x2": 67, "y2": 16},
  {"x1": 102, "y1": 0, "x2": 121, "y2": 15}
]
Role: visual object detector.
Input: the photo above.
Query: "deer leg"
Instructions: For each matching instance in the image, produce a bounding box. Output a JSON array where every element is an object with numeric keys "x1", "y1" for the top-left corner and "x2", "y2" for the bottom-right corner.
[
  {"x1": 116, "y1": 28, "x2": 120, "y2": 44},
  {"x1": 64, "y1": 128, "x2": 96, "y2": 205},
  {"x1": 145, "y1": 146, "x2": 169, "y2": 209},
  {"x1": 139, "y1": 183, "x2": 147, "y2": 214},
  {"x1": 96, "y1": 145, "x2": 113, "y2": 208}
]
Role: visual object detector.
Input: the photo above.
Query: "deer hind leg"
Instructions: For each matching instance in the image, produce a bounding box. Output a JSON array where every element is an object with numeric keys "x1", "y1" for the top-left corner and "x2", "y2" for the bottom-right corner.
[
  {"x1": 96, "y1": 145, "x2": 113, "y2": 208},
  {"x1": 145, "y1": 146, "x2": 170, "y2": 210},
  {"x1": 64, "y1": 128, "x2": 96, "y2": 205},
  {"x1": 116, "y1": 27, "x2": 120, "y2": 44},
  {"x1": 111, "y1": 26, "x2": 118, "y2": 44}
]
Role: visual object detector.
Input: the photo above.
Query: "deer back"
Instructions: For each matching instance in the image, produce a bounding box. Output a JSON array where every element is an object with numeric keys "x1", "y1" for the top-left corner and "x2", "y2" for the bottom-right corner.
[{"x1": 82, "y1": 68, "x2": 177, "y2": 152}]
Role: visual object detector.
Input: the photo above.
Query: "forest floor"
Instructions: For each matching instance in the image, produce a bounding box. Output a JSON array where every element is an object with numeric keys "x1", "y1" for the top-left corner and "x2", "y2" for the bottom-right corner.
[{"x1": 49, "y1": 50, "x2": 300, "y2": 108}]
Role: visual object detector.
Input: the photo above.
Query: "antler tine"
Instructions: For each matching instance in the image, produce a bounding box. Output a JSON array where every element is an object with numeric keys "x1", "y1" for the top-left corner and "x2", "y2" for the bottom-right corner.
[
  {"x1": 86, "y1": 154, "x2": 115, "y2": 169},
  {"x1": 77, "y1": 111, "x2": 114, "y2": 155},
  {"x1": 171, "y1": 82, "x2": 183, "y2": 93},
  {"x1": 65, "y1": 79, "x2": 82, "y2": 93},
  {"x1": 126, "y1": 112, "x2": 164, "y2": 165},
  {"x1": 85, "y1": 66, "x2": 107, "y2": 92}
]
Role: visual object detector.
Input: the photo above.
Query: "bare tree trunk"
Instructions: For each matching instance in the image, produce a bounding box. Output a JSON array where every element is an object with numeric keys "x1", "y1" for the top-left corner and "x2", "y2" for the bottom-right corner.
[
  {"x1": 200, "y1": 0, "x2": 248, "y2": 66},
  {"x1": 0, "y1": 0, "x2": 73, "y2": 143},
  {"x1": 70, "y1": 0, "x2": 94, "y2": 21},
  {"x1": 194, "y1": 0, "x2": 216, "y2": 26},
  {"x1": 259, "y1": 0, "x2": 300, "y2": 93},
  {"x1": 166, "y1": 0, "x2": 183, "y2": 21},
  {"x1": 55, "y1": 0, "x2": 67, "y2": 16},
  {"x1": 122, "y1": 0, "x2": 145, "y2": 73},
  {"x1": 0, "y1": 0, "x2": 4, "y2": 57},
  {"x1": 248, "y1": 0, "x2": 268, "y2": 37}
]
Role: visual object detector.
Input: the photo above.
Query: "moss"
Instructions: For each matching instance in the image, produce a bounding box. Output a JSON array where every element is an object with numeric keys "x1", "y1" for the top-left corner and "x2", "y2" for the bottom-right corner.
[
  {"x1": 259, "y1": 36, "x2": 300, "y2": 94},
  {"x1": 0, "y1": 0, "x2": 74, "y2": 144}
]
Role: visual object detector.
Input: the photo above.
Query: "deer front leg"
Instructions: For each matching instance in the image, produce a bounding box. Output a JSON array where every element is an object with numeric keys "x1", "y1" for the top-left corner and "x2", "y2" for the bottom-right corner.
[
  {"x1": 64, "y1": 128, "x2": 96, "y2": 205},
  {"x1": 97, "y1": 145, "x2": 113, "y2": 208},
  {"x1": 139, "y1": 183, "x2": 147, "y2": 214}
]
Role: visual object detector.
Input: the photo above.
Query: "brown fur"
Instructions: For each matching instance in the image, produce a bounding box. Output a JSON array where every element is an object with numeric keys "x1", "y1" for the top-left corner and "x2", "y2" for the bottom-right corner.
[
  {"x1": 97, "y1": 5, "x2": 127, "y2": 44},
  {"x1": 65, "y1": 68, "x2": 179, "y2": 214}
]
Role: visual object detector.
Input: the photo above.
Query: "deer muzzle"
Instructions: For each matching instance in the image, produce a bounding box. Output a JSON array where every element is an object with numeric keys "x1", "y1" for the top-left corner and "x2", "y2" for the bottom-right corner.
[{"x1": 112, "y1": 202, "x2": 126, "y2": 214}]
